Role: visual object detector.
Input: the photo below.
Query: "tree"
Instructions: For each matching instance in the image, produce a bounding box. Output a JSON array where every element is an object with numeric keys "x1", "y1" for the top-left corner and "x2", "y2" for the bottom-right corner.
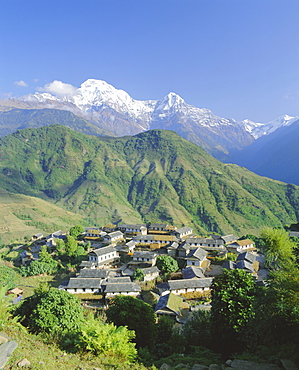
[
  {"x1": 156, "y1": 255, "x2": 178, "y2": 274},
  {"x1": 106, "y1": 295, "x2": 157, "y2": 349},
  {"x1": 211, "y1": 269, "x2": 256, "y2": 354},
  {"x1": 260, "y1": 228, "x2": 296, "y2": 269},
  {"x1": 69, "y1": 225, "x2": 85, "y2": 239},
  {"x1": 15, "y1": 285, "x2": 84, "y2": 334},
  {"x1": 133, "y1": 268, "x2": 145, "y2": 281},
  {"x1": 0, "y1": 264, "x2": 20, "y2": 290},
  {"x1": 64, "y1": 235, "x2": 78, "y2": 257},
  {"x1": 75, "y1": 315, "x2": 137, "y2": 364},
  {"x1": 39, "y1": 245, "x2": 53, "y2": 263}
]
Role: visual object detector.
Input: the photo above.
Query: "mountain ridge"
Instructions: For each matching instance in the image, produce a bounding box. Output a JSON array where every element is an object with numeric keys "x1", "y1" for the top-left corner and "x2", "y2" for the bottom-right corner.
[{"x1": 0, "y1": 124, "x2": 298, "y2": 235}]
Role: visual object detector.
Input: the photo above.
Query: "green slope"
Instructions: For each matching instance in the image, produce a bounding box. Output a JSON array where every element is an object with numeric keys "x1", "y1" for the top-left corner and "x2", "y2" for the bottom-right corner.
[
  {"x1": 0, "y1": 189, "x2": 85, "y2": 244},
  {"x1": 0, "y1": 125, "x2": 298, "y2": 235}
]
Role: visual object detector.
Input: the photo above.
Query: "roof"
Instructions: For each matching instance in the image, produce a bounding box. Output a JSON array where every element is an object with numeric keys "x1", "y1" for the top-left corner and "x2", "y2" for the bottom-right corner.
[
  {"x1": 133, "y1": 251, "x2": 157, "y2": 259},
  {"x1": 89, "y1": 245, "x2": 117, "y2": 257},
  {"x1": 155, "y1": 293, "x2": 183, "y2": 315},
  {"x1": 79, "y1": 261, "x2": 96, "y2": 268},
  {"x1": 182, "y1": 266, "x2": 205, "y2": 279},
  {"x1": 221, "y1": 235, "x2": 238, "y2": 244},
  {"x1": 234, "y1": 239, "x2": 254, "y2": 247},
  {"x1": 235, "y1": 260, "x2": 255, "y2": 272},
  {"x1": 140, "y1": 266, "x2": 160, "y2": 275},
  {"x1": 118, "y1": 224, "x2": 147, "y2": 230},
  {"x1": 236, "y1": 251, "x2": 256, "y2": 263},
  {"x1": 106, "y1": 277, "x2": 132, "y2": 284},
  {"x1": 167, "y1": 241, "x2": 179, "y2": 249},
  {"x1": 105, "y1": 231, "x2": 123, "y2": 239},
  {"x1": 168, "y1": 278, "x2": 213, "y2": 290},
  {"x1": 78, "y1": 269, "x2": 109, "y2": 279},
  {"x1": 186, "y1": 248, "x2": 207, "y2": 261},
  {"x1": 104, "y1": 282, "x2": 141, "y2": 293},
  {"x1": 66, "y1": 278, "x2": 102, "y2": 289},
  {"x1": 148, "y1": 223, "x2": 168, "y2": 229},
  {"x1": 174, "y1": 227, "x2": 193, "y2": 234},
  {"x1": 222, "y1": 261, "x2": 236, "y2": 270},
  {"x1": 134, "y1": 234, "x2": 176, "y2": 242}
]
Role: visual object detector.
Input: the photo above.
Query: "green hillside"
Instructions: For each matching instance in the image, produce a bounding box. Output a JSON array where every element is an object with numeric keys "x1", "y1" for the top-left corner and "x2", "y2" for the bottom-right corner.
[
  {"x1": 0, "y1": 125, "x2": 298, "y2": 235},
  {"x1": 0, "y1": 189, "x2": 85, "y2": 244}
]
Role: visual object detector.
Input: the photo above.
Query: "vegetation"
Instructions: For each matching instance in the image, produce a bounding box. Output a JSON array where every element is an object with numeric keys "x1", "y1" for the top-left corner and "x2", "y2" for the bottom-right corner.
[
  {"x1": 74, "y1": 315, "x2": 137, "y2": 364},
  {"x1": 211, "y1": 269, "x2": 256, "y2": 353},
  {"x1": 69, "y1": 224, "x2": 85, "y2": 239},
  {"x1": 15, "y1": 284, "x2": 84, "y2": 334},
  {"x1": 156, "y1": 255, "x2": 178, "y2": 274},
  {"x1": 0, "y1": 125, "x2": 299, "y2": 234},
  {"x1": 133, "y1": 268, "x2": 145, "y2": 281},
  {"x1": 106, "y1": 295, "x2": 157, "y2": 349}
]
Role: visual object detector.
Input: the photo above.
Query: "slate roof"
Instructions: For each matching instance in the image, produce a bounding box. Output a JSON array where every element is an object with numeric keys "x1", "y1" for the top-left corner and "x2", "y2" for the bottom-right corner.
[
  {"x1": 89, "y1": 245, "x2": 117, "y2": 257},
  {"x1": 106, "y1": 277, "x2": 132, "y2": 284},
  {"x1": 221, "y1": 234, "x2": 238, "y2": 244},
  {"x1": 148, "y1": 223, "x2": 168, "y2": 229},
  {"x1": 66, "y1": 278, "x2": 102, "y2": 289},
  {"x1": 118, "y1": 224, "x2": 147, "y2": 230},
  {"x1": 155, "y1": 293, "x2": 183, "y2": 315},
  {"x1": 134, "y1": 235, "x2": 176, "y2": 242},
  {"x1": 235, "y1": 260, "x2": 255, "y2": 272},
  {"x1": 104, "y1": 282, "x2": 141, "y2": 294},
  {"x1": 185, "y1": 248, "x2": 207, "y2": 261},
  {"x1": 222, "y1": 261, "x2": 236, "y2": 270},
  {"x1": 167, "y1": 241, "x2": 179, "y2": 249},
  {"x1": 105, "y1": 231, "x2": 123, "y2": 239},
  {"x1": 133, "y1": 251, "x2": 157, "y2": 259},
  {"x1": 175, "y1": 227, "x2": 193, "y2": 234},
  {"x1": 77, "y1": 269, "x2": 109, "y2": 279},
  {"x1": 79, "y1": 261, "x2": 96, "y2": 268},
  {"x1": 168, "y1": 278, "x2": 213, "y2": 290},
  {"x1": 182, "y1": 266, "x2": 205, "y2": 279},
  {"x1": 237, "y1": 251, "x2": 256, "y2": 264},
  {"x1": 140, "y1": 266, "x2": 160, "y2": 275}
]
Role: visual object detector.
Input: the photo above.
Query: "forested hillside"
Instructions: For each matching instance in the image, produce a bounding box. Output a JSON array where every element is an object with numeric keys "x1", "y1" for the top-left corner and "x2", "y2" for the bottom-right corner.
[{"x1": 0, "y1": 125, "x2": 298, "y2": 235}]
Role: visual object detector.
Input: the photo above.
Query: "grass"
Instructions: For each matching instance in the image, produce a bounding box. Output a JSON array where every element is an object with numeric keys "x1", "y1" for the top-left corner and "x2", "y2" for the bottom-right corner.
[{"x1": 0, "y1": 189, "x2": 85, "y2": 244}]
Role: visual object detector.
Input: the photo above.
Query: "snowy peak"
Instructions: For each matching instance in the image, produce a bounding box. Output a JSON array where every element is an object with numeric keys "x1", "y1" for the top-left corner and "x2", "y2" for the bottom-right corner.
[
  {"x1": 21, "y1": 78, "x2": 298, "y2": 140},
  {"x1": 240, "y1": 114, "x2": 299, "y2": 139}
]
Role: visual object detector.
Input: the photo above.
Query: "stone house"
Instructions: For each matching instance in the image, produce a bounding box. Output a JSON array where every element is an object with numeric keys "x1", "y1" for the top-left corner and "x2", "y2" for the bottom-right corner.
[
  {"x1": 167, "y1": 278, "x2": 213, "y2": 295},
  {"x1": 88, "y1": 245, "x2": 119, "y2": 267},
  {"x1": 103, "y1": 231, "x2": 124, "y2": 244}
]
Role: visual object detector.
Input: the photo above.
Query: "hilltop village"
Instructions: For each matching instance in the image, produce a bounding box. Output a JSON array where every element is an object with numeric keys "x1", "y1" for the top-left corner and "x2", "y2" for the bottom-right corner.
[{"x1": 21, "y1": 222, "x2": 265, "y2": 318}]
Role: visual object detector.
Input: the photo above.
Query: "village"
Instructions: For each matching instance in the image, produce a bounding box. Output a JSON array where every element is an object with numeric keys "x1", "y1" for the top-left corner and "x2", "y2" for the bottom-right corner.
[{"x1": 15, "y1": 222, "x2": 268, "y2": 320}]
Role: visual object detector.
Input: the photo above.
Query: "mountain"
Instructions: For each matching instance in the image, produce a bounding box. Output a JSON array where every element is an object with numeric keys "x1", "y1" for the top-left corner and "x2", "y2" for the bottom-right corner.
[
  {"x1": 239, "y1": 114, "x2": 299, "y2": 139},
  {"x1": 0, "y1": 108, "x2": 113, "y2": 138},
  {"x1": 0, "y1": 124, "x2": 298, "y2": 235},
  {"x1": 1, "y1": 79, "x2": 298, "y2": 161},
  {"x1": 228, "y1": 119, "x2": 299, "y2": 186}
]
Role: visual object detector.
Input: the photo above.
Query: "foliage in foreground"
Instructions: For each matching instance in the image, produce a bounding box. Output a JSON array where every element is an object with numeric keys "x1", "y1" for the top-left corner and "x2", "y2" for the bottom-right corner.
[
  {"x1": 74, "y1": 315, "x2": 137, "y2": 364},
  {"x1": 15, "y1": 284, "x2": 84, "y2": 334},
  {"x1": 106, "y1": 295, "x2": 157, "y2": 350}
]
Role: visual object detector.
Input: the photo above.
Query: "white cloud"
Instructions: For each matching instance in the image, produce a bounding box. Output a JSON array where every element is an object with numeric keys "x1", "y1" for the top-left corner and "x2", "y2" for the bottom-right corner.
[
  {"x1": 14, "y1": 80, "x2": 28, "y2": 87},
  {"x1": 38, "y1": 80, "x2": 77, "y2": 97}
]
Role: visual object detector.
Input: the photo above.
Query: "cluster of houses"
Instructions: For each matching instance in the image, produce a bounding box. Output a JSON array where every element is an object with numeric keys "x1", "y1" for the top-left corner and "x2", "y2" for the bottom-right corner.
[{"x1": 26, "y1": 222, "x2": 262, "y2": 318}]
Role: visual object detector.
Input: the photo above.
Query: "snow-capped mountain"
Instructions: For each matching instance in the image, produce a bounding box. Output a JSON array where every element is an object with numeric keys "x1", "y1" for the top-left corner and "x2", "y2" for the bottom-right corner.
[
  {"x1": 19, "y1": 78, "x2": 298, "y2": 159},
  {"x1": 240, "y1": 114, "x2": 299, "y2": 139}
]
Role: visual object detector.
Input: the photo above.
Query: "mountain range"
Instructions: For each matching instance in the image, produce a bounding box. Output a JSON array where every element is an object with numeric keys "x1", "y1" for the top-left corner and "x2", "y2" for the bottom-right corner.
[
  {"x1": 1, "y1": 79, "x2": 297, "y2": 161},
  {"x1": 228, "y1": 118, "x2": 299, "y2": 186},
  {"x1": 0, "y1": 124, "x2": 298, "y2": 235}
]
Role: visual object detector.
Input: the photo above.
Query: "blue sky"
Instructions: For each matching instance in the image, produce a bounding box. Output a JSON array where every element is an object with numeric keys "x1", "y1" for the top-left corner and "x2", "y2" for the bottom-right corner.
[{"x1": 1, "y1": 0, "x2": 299, "y2": 122}]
